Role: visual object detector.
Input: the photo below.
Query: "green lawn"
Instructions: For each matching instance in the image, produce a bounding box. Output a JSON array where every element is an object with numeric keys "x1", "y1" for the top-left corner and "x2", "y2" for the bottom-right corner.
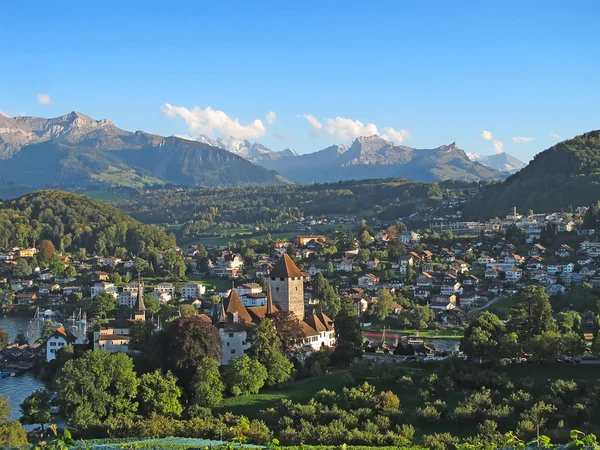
[
  {"x1": 486, "y1": 296, "x2": 514, "y2": 320},
  {"x1": 187, "y1": 274, "x2": 232, "y2": 292},
  {"x1": 214, "y1": 371, "x2": 348, "y2": 418}
]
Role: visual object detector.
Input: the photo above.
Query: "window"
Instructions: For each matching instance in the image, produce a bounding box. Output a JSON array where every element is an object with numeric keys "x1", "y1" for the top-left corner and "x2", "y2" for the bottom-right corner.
[
  {"x1": 229, "y1": 333, "x2": 234, "y2": 338},
  {"x1": 226, "y1": 342, "x2": 230, "y2": 347},
  {"x1": 231, "y1": 349, "x2": 236, "y2": 354},
  {"x1": 50, "y1": 342, "x2": 56, "y2": 346},
  {"x1": 276, "y1": 287, "x2": 279, "y2": 292},
  {"x1": 280, "y1": 277, "x2": 284, "y2": 281}
]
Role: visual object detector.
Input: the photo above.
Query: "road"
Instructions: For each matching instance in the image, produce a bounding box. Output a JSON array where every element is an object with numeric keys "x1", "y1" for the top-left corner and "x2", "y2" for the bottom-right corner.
[{"x1": 466, "y1": 296, "x2": 502, "y2": 319}]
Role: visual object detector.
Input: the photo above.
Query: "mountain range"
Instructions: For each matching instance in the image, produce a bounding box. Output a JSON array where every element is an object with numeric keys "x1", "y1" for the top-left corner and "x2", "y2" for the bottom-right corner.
[
  {"x1": 467, "y1": 151, "x2": 526, "y2": 174},
  {"x1": 0, "y1": 111, "x2": 507, "y2": 189},
  {"x1": 0, "y1": 112, "x2": 288, "y2": 188}
]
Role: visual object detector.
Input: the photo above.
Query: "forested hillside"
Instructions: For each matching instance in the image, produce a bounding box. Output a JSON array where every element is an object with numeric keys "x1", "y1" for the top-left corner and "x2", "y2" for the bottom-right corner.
[
  {"x1": 0, "y1": 190, "x2": 175, "y2": 254},
  {"x1": 113, "y1": 179, "x2": 476, "y2": 229},
  {"x1": 465, "y1": 131, "x2": 600, "y2": 217}
]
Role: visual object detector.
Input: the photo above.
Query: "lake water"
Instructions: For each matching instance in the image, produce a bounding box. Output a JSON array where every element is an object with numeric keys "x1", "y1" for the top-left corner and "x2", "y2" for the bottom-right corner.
[
  {"x1": 0, "y1": 316, "x2": 52, "y2": 421},
  {"x1": 364, "y1": 331, "x2": 461, "y2": 353}
]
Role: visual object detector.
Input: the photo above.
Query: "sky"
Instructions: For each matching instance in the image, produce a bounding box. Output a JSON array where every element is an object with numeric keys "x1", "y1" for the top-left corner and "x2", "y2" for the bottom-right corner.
[{"x1": 2, "y1": 1, "x2": 600, "y2": 161}]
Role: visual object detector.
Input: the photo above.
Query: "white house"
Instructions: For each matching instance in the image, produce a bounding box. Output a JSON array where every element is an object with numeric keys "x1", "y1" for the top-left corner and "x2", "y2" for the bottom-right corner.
[
  {"x1": 336, "y1": 259, "x2": 354, "y2": 272},
  {"x1": 46, "y1": 326, "x2": 76, "y2": 362},
  {"x1": 154, "y1": 282, "x2": 175, "y2": 296},
  {"x1": 182, "y1": 282, "x2": 206, "y2": 299},
  {"x1": 441, "y1": 282, "x2": 462, "y2": 296},
  {"x1": 91, "y1": 282, "x2": 118, "y2": 298},
  {"x1": 358, "y1": 274, "x2": 380, "y2": 288}
]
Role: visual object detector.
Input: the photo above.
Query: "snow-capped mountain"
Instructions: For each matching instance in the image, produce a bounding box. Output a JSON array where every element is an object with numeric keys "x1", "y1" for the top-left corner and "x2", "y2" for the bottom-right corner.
[
  {"x1": 176, "y1": 135, "x2": 298, "y2": 162},
  {"x1": 467, "y1": 152, "x2": 526, "y2": 174}
]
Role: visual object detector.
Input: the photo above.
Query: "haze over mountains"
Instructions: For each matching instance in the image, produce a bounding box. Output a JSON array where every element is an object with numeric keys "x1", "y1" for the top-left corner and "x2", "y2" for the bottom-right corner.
[{"x1": 0, "y1": 111, "x2": 510, "y2": 189}]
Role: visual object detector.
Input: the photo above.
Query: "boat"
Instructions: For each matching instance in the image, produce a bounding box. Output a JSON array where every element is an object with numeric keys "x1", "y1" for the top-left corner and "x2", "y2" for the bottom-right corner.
[
  {"x1": 407, "y1": 337, "x2": 424, "y2": 346},
  {"x1": 0, "y1": 372, "x2": 9, "y2": 378}
]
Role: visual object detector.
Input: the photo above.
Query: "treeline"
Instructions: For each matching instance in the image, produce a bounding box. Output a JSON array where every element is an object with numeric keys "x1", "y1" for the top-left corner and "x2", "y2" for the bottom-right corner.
[
  {"x1": 0, "y1": 190, "x2": 176, "y2": 255},
  {"x1": 113, "y1": 179, "x2": 476, "y2": 230},
  {"x1": 464, "y1": 130, "x2": 600, "y2": 218}
]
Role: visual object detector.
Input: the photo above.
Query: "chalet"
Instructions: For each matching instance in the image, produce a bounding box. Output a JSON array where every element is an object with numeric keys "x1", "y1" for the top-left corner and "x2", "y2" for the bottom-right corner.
[
  {"x1": 505, "y1": 267, "x2": 523, "y2": 283},
  {"x1": 358, "y1": 273, "x2": 380, "y2": 288},
  {"x1": 416, "y1": 272, "x2": 434, "y2": 287},
  {"x1": 555, "y1": 244, "x2": 574, "y2": 258},
  {"x1": 46, "y1": 326, "x2": 76, "y2": 362},
  {"x1": 441, "y1": 282, "x2": 462, "y2": 296},
  {"x1": 546, "y1": 284, "x2": 566, "y2": 296},
  {"x1": 336, "y1": 258, "x2": 354, "y2": 272},
  {"x1": 15, "y1": 293, "x2": 37, "y2": 305},
  {"x1": 529, "y1": 244, "x2": 546, "y2": 257},
  {"x1": 450, "y1": 260, "x2": 469, "y2": 274},
  {"x1": 397, "y1": 255, "x2": 414, "y2": 275}
]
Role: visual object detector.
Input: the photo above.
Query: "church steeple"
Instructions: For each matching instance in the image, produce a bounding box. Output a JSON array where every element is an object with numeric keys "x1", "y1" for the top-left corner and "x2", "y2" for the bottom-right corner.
[
  {"x1": 266, "y1": 284, "x2": 275, "y2": 317},
  {"x1": 133, "y1": 272, "x2": 146, "y2": 321}
]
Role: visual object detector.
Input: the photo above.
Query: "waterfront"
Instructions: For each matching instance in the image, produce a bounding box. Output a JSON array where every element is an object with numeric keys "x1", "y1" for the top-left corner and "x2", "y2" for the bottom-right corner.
[{"x1": 363, "y1": 331, "x2": 461, "y2": 353}]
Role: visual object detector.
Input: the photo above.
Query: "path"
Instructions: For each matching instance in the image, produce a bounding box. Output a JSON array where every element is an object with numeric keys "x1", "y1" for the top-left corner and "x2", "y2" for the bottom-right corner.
[{"x1": 466, "y1": 296, "x2": 502, "y2": 319}]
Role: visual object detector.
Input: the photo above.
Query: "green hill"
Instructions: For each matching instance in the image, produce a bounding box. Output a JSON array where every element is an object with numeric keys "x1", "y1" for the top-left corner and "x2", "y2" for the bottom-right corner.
[
  {"x1": 465, "y1": 130, "x2": 600, "y2": 217},
  {"x1": 0, "y1": 190, "x2": 176, "y2": 255}
]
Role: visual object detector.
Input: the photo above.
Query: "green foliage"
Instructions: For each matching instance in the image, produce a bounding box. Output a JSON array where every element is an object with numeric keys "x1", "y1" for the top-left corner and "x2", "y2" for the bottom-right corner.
[
  {"x1": 312, "y1": 273, "x2": 340, "y2": 318},
  {"x1": 224, "y1": 355, "x2": 268, "y2": 396},
  {"x1": 57, "y1": 350, "x2": 138, "y2": 428},
  {"x1": 508, "y1": 286, "x2": 557, "y2": 341},
  {"x1": 0, "y1": 396, "x2": 28, "y2": 447},
  {"x1": 372, "y1": 289, "x2": 394, "y2": 321},
  {"x1": 138, "y1": 370, "x2": 183, "y2": 418},
  {"x1": 0, "y1": 190, "x2": 175, "y2": 254},
  {"x1": 332, "y1": 297, "x2": 363, "y2": 365},
  {"x1": 460, "y1": 312, "x2": 505, "y2": 359},
  {"x1": 20, "y1": 389, "x2": 52, "y2": 430},
  {"x1": 91, "y1": 291, "x2": 116, "y2": 318},
  {"x1": 249, "y1": 319, "x2": 294, "y2": 386},
  {"x1": 190, "y1": 358, "x2": 225, "y2": 407},
  {"x1": 0, "y1": 328, "x2": 9, "y2": 350}
]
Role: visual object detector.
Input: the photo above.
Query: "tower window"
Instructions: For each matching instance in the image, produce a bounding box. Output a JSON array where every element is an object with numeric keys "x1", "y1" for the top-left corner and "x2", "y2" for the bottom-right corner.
[
  {"x1": 280, "y1": 277, "x2": 284, "y2": 281},
  {"x1": 276, "y1": 287, "x2": 280, "y2": 292}
]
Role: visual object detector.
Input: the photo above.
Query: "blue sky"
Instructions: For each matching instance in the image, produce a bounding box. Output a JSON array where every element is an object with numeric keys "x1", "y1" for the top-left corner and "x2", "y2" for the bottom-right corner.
[{"x1": 2, "y1": 1, "x2": 600, "y2": 161}]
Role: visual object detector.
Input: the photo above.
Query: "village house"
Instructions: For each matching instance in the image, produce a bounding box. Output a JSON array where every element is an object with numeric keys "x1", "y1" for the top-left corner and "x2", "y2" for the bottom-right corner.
[
  {"x1": 441, "y1": 282, "x2": 462, "y2": 296},
  {"x1": 358, "y1": 273, "x2": 380, "y2": 288},
  {"x1": 62, "y1": 286, "x2": 82, "y2": 295},
  {"x1": 10, "y1": 279, "x2": 33, "y2": 291},
  {"x1": 154, "y1": 282, "x2": 175, "y2": 296},
  {"x1": 16, "y1": 293, "x2": 37, "y2": 305},
  {"x1": 46, "y1": 326, "x2": 76, "y2": 362},
  {"x1": 210, "y1": 251, "x2": 244, "y2": 278},
  {"x1": 450, "y1": 259, "x2": 469, "y2": 273},
  {"x1": 92, "y1": 271, "x2": 110, "y2": 282},
  {"x1": 505, "y1": 267, "x2": 523, "y2": 283},
  {"x1": 555, "y1": 244, "x2": 574, "y2": 258},
  {"x1": 291, "y1": 235, "x2": 327, "y2": 247},
  {"x1": 182, "y1": 282, "x2": 206, "y2": 299},
  {"x1": 416, "y1": 272, "x2": 434, "y2": 287},
  {"x1": 91, "y1": 282, "x2": 118, "y2": 298},
  {"x1": 39, "y1": 283, "x2": 60, "y2": 295},
  {"x1": 397, "y1": 255, "x2": 414, "y2": 275},
  {"x1": 336, "y1": 258, "x2": 354, "y2": 272},
  {"x1": 18, "y1": 248, "x2": 38, "y2": 258}
]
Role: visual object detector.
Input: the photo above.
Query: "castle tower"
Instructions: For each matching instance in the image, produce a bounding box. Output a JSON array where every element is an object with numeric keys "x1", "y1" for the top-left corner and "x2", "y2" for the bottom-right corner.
[{"x1": 269, "y1": 254, "x2": 305, "y2": 320}]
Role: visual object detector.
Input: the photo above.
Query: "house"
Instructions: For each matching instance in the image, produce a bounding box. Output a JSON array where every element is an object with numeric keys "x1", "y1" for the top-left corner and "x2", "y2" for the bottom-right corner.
[
  {"x1": 98, "y1": 257, "x2": 122, "y2": 267},
  {"x1": 390, "y1": 302, "x2": 404, "y2": 315},
  {"x1": 399, "y1": 231, "x2": 421, "y2": 243},
  {"x1": 463, "y1": 275, "x2": 480, "y2": 286},
  {"x1": 291, "y1": 235, "x2": 327, "y2": 247},
  {"x1": 546, "y1": 284, "x2": 566, "y2": 296},
  {"x1": 555, "y1": 244, "x2": 574, "y2": 258},
  {"x1": 416, "y1": 272, "x2": 434, "y2": 287},
  {"x1": 529, "y1": 270, "x2": 548, "y2": 284},
  {"x1": 151, "y1": 291, "x2": 172, "y2": 304},
  {"x1": 485, "y1": 266, "x2": 500, "y2": 280},
  {"x1": 307, "y1": 265, "x2": 322, "y2": 276},
  {"x1": 62, "y1": 286, "x2": 83, "y2": 295},
  {"x1": 397, "y1": 255, "x2": 414, "y2": 275},
  {"x1": 505, "y1": 267, "x2": 523, "y2": 283},
  {"x1": 211, "y1": 251, "x2": 244, "y2": 278},
  {"x1": 529, "y1": 244, "x2": 546, "y2": 257},
  {"x1": 46, "y1": 326, "x2": 76, "y2": 362},
  {"x1": 154, "y1": 282, "x2": 175, "y2": 296},
  {"x1": 353, "y1": 297, "x2": 369, "y2": 315},
  {"x1": 414, "y1": 288, "x2": 431, "y2": 299},
  {"x1": 336, "y1": 259, "x2": 354, "y2": 272},
  {"x1": 92, "y1": 271, "x2": 110, "y2": 282},
  {"x1": 358, "y1": 274, "x2": 380, "y2": 288},
  {"x1": 182, "y1": 282, "x2": 206, "y2": 299},
  {"x1": 118, "y1": 291, "x2": 138, "y2": 308},
  {"x1": 39, "y1": 283, "x2": 60, "y2": 295},
  {"x1": 450, "y1": 260, "x2": 469, "y2": 274},
  {"x1": 15, "y1": 293, "x2": 37, "y2": 305},
  {"x1": 91, "y1": 282, "x2": 118, "y2": 298},
  {"x1": 10, "y1": 279, "x2": 33, "y2": 291},
  {"x1": 441, "y1": 282, "x2": 462, "y2": 296},
  {"x1": 18, "y1": 248, "x2": 38, "y2": 258}
]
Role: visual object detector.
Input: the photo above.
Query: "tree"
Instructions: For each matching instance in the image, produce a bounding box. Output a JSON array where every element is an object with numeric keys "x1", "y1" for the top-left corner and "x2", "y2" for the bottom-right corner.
[
  {"x1": 0, "y1": 329, "x2": 8, "y2": 351},
  {"x1": 130, "y1": 320, "x2": 158, "y2": 353},
  {"x1": 143, "y1": 294, "x2": 161, "y2": 315},
  {"x1": 333, "y1": 226, "x2": 355, "y2": 251},
  {"x1": 20, "y1": 389, "x2": 51, "y2": 430},
  {"x1": 180, "y1": 304, "x2": 197, "y2": 317},
  {"x1": 0, "y1": 396, "x2": 27, "y2": 448},
  {"x1": 525, "y1": 331, "x2": 563, "y2": 362},
  {"x1": 248, "y1": 318, "x2": 294, "y2": 386},
  {"x1": 13, "y1": 258, "x2": 32, "y2": 277},
  {"x1": 190, "y1": 357, "x2": 225, "y2": 407},
  {"x1": 205, "y1": 294, "x2": 222, "y2": 310},
  {"x1": 57, "y1": 350, "x2": 138, "y2": 428},
  {"x1": 272, "y1": 310, "x2": 305, "y2": 353},
  {"x1": 138, "y1": 370, "x2": 182, "y2": 418},
  {"x1": 556, "y1": 311, "x2": 582, "y2": 334},
  {"x1": 460, "y1": 312, "x2": 505, "y2": 360},
  {"x1": 37, "y1": 240, "x2": 56, "y2": 265},
  {"x1": 412, "y1": 305, "x2": 433, "y2": 330},
  {"x1": 13, "y1": 330, "x2": 27, "y2": 346},
  {"x1": 583, "y1": 208, "x2": 597, "y2": 229},
  {"x1": 332, "y1": 297, "x2": 363, "y2": 365},
  {"x1": 312, "y1": 273, "x2": 340, "y2": 317},
  {"x1": 163, "y1": 250, "x2": 187, "y2": 280},
  {"x1": 508, "y1": 286, "x2": 556, "y2": 341},
  {"x1": 39, "y1": 321, "x2": 60, "y2": 341},
  {"x1": 223, "y1": 355, "x2": 268, "y2": 396},
  {"x1": 372, "y1": 289, "x2": 394, "y2": 321},
  {"x1": 91, "y1": 291, "x2": 116, "y2": 318},
  {"x1": 159, "y1": 316, "x2": 222, "y2": 377}
]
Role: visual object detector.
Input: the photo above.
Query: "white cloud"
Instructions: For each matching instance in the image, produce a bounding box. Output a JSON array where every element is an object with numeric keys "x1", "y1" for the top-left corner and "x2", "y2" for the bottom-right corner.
[
  {"x1": 274, "y1": 131, "x2": 292, "y2": 140},
  {"x1": 480, "y1": 130, "x2": 494, "y2": 141},
  {"x1": 325, "y1": 117, "x2": 378, "y2": 140},
  {"x1": 298, "y1": 113, "x2": 323, "y2": 137},
  {"x1": 37, "y1": 93, "x2": 52, "y2": 105},
  {"x1": 300, "y1": 113, "x2": 409, "y2": 143},
  {"x1": 266, "y1": 111, "x2": 277, "y2": 124},
  {"x1": 551, "y1": 133, "x2": 563, "y2": 140},
  {"x1": 512, "y1": 136, "x2": 534, "y2": 143},
  {"x1": 381, "y1": 127, "x2": 410, "y2": 143},
  {"x1": 493, "y1": 139, "x2": 504, "y2": 154},
  {"x1": 162, "y1": 103, "x2": 267, "y2": 140}
]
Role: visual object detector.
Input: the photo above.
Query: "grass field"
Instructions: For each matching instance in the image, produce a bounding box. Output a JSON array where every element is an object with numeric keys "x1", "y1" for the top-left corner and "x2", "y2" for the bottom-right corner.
[
  {"x1": 487, "y1": 296, "x2": 514, "y2": 320},
  {"x1": 214, "y1": 371, "x2": 349, "y2": 417}
]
